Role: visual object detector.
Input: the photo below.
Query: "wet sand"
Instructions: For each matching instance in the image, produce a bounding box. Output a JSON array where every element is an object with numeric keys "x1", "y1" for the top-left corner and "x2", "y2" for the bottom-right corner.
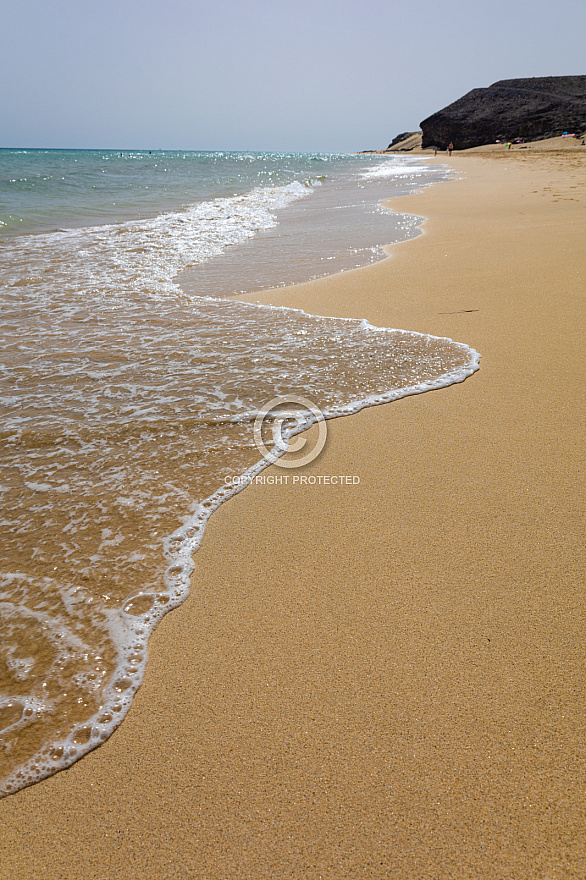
[{"x1": 1, "y1": 152, "x2": 585, "y2": 879}]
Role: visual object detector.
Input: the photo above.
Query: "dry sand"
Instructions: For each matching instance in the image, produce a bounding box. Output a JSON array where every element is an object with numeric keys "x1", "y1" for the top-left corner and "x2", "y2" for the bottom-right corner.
[
  {"x1": 380, "y1": 132, "x2": 586, "y2": 153},
  {"x1": 1, "y1": 152, "x2": 585, "y2": 879}
]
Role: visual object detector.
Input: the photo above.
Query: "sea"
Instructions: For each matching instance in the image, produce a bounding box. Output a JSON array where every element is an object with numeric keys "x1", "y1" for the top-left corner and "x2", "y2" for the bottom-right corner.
[{"x1": 0, "y1": 149, "x2": 479, "y2": 796}]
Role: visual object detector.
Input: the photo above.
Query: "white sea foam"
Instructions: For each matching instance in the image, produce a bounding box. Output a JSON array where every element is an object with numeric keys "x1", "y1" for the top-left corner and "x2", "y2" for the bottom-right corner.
[
  {"x1": 2, "y1": 179, "x2": 314, "y2": 307},
  {"x1": 360, "y1": 160, "x2": 440, "y2": 179},
  {"x1": 0, "y1": 300, "x2": 480, "y2": 796}
]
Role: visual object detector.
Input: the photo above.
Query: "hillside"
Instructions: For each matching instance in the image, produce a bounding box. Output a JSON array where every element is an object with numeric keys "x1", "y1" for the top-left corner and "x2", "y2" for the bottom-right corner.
[{"x1": 419, "y1": 76, "x2": 586, "y2": 150}]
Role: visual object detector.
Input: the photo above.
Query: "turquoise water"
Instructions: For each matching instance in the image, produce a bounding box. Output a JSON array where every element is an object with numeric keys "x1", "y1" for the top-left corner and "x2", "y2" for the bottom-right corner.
[{"x1": 0, "y1": 149, "x2": 355, "y2": 235}]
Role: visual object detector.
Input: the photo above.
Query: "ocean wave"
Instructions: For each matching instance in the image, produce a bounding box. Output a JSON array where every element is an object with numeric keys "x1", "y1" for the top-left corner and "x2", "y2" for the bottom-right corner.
[{"x1": 360, "y1": 160, "x2": 440, "y2": 179}]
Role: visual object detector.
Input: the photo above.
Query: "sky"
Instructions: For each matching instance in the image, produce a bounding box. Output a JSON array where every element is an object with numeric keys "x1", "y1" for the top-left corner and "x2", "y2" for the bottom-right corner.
[{"x1": 2, "y1": 0, "x2": 585, "y2": 152}]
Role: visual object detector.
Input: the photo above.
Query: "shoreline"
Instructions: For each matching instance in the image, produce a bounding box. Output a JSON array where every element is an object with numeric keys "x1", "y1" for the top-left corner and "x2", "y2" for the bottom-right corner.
[
  {"x1": 0, "y1": 153, "x2": 466, "y2": 801},
  {"x1": 1, "y1": 151, "x2": 585, "y2": 879}
]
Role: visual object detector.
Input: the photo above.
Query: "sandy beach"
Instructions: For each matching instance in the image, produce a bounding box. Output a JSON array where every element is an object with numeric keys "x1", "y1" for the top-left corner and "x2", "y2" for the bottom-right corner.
[{"x1": 1, "y1": 150, "x2": 585, "y2": 878}]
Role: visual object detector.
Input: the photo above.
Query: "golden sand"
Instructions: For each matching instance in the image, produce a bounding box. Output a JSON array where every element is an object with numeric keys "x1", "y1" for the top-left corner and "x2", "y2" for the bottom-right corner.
[
  {"x1": 382, "y1": 132, "x2": 586, "y2": 153},
  {"x1": 1, "y1": 151, "x2": 585, "y2": 879}
]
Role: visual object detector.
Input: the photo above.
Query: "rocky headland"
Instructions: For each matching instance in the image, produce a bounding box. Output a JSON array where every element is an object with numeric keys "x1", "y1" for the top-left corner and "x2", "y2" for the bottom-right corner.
[{"x1": 418, "y1": 76, "x2": 586, "y2": 150}]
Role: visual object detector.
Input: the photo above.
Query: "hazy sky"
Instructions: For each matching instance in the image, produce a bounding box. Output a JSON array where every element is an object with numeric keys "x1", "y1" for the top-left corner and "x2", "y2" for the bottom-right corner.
[{"x1": 2, "y1": 0, "x2": 584, "y2": 151}]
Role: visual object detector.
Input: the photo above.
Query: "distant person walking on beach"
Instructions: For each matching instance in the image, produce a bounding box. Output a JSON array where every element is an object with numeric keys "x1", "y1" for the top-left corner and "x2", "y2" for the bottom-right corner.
[{"x1": 448, "y1": 142, "x2": 454, "y2": 156}]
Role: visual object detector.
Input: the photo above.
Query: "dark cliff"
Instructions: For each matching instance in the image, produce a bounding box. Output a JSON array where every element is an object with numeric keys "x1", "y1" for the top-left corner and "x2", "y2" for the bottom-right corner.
[{"x1": 420, "y1": 76, "x2": 586, "y2": 150}]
